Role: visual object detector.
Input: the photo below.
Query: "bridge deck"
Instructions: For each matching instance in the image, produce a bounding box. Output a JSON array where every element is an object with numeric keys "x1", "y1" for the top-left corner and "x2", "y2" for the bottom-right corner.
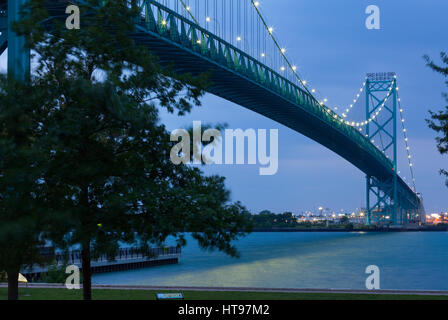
[
  {"x1": 2, "y1": 0, "x2": 420, "y2": 211},
  {"x1": 127, "y1": 1, "x2": 419, "y2": 209}
]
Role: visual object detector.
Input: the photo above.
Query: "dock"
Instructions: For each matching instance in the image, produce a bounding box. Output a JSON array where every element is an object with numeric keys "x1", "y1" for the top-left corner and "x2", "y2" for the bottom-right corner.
[{"x1": 22, "y1": 246, "x2": 181, "y2": 281}]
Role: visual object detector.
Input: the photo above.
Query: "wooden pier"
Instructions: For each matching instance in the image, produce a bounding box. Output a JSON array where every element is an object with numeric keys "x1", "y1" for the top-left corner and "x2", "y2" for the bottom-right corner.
[{"x1": 22, "y1": 246, "x2": 181, "y2": 281}]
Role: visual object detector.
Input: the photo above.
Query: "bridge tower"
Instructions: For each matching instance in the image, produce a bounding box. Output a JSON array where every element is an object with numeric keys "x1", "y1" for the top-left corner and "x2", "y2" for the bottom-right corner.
[
  {"x1": 365, "y1": 72, "x2": 400, "y2": 226},
  {"x1": 2, "y1": 0, "x2": 30, "y2": 81}
]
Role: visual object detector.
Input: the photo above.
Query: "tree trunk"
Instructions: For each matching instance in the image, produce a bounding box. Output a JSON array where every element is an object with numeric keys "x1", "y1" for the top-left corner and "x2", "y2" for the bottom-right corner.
[
  {"x1": 81, "y1": 241, "x2": 92, "y2": 300},
  {"x1": 7, "y1": 269, "x2": 19, "y2": 300}
]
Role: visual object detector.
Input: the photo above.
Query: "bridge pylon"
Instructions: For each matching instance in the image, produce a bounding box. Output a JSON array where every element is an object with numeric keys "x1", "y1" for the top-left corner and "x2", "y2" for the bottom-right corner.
[
  {"x1": 365, "y1": 72, "x2": 399, "y2": 226},
  {"x1": 4, "y1": 0, "x2": 30, "y2": 82}
]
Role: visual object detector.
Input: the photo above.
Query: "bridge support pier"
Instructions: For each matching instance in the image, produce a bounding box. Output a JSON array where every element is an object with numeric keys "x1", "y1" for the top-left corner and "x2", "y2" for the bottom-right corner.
[
  {"x1": 366, "y1": 175, "x2": 398, "y2": 226},
  {"x1": 365, "y1": 73, "x2": 398, "y2": 226},
  {"x1": 7, "y1": 0, "x2": 30, "y2": 82}
]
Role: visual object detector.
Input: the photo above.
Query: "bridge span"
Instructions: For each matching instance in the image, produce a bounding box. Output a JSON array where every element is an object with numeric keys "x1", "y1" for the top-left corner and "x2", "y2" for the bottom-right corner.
[{"x1": 1, "y1": 0, "x2": 424, "y2": 226}]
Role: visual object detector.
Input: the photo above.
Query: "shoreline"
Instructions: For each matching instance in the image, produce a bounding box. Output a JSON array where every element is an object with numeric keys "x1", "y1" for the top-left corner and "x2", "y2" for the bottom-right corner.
[
  {"x1": 1, "y1": 283, "x2": 447, "y2": 297},
  {"x1": 251, "y1": 227, "x2": 448, "y2": 232}
]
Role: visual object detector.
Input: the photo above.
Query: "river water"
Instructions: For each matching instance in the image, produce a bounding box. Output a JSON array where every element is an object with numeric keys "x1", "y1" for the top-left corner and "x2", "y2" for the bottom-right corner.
[{"x1": 92, "y1": 232, "x2": 448, "y2": 290}]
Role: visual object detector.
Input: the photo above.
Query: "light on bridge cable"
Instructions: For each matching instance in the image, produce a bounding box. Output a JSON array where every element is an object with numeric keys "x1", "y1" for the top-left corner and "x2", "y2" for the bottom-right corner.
[
  {"x1": 343, "y1": 85, "x2": 393, "y2": 126},
  {"x1": 395, "y1": 81, "x2": 417, "y2": 191},
  {"x1": 341, "y1": 80, "x2": 368, "y2": 118}
]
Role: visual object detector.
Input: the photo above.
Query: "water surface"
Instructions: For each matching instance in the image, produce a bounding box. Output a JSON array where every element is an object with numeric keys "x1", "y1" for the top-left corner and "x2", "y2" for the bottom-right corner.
[{"x1": 93, "y1": 232, "x2": 448, "y2": 290}]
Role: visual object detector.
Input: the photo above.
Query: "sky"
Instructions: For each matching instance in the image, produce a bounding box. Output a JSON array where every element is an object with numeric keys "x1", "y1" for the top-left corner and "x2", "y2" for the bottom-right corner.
[
  {"x1": 2, "y1": 0, "x2": 447, "y2": 214},
  {"x1": 161, "y1": 0, "x2": 448, "y2": 214}
]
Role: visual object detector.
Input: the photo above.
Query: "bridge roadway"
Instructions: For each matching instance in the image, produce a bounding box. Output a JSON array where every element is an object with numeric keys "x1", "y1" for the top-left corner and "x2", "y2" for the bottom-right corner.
[{"x1": 130, "y1": 1, "x2": 419, "y2": 210}]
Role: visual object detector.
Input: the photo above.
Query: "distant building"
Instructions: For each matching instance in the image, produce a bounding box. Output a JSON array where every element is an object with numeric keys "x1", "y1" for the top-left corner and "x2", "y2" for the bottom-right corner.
[{"x1": 426, "y1": 212, "x2": 448, "y2": 225}]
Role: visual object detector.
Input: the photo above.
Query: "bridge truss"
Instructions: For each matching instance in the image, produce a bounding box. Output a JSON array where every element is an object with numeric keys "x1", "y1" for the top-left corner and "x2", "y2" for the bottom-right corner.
[{"x1": 365, "y1": 73, "x2": 424, "y2": 226}]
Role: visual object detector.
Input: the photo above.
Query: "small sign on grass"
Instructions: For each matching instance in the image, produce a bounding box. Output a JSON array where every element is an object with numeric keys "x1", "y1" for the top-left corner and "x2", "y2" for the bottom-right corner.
[{"x1": 156, "y1": 292, "x2": 184, "y2": 300}]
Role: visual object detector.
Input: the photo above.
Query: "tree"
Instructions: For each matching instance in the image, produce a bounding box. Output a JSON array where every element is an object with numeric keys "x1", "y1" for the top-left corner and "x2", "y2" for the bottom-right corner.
[
  {"x1": 339, "y1": 216, "x2": 349, "y2": 224},
  {"x1": 252, "y1": 210, "x2": 276, "y2": 228},
  {"x1": 345, "y1": 223, "x2": 354, "y2": 231},
  {"x1": 0, "y1": 77, "x2": 51, "y2": 300},
  {"x1": 16, "y1": 0, "x2": 252, "y2": 300},
  {"x1": 425, "y1": 52, "x2": 448, "y2": 186}
]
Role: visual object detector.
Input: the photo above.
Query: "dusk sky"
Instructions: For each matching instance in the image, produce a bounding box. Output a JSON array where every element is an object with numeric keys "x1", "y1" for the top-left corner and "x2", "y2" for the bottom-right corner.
[
  {"x1": 2, "y1": 0, "x2": 447, "y2": 214},
  {"x1": 161, "y1": 0, "x2": 448, "y2": 214}
]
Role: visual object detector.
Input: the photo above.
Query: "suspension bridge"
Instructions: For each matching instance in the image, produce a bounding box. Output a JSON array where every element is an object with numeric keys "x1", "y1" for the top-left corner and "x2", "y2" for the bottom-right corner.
[{"x1": 1, "y1": 0, "x2": 425, "y2": 227}]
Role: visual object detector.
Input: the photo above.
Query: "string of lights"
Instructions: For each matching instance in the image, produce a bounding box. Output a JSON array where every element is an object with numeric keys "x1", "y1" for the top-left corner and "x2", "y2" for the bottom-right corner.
[
  {"x1": 249, "y1": 1, "x2": 366, "y2": 116},
  {"x1": 175, "y1": 0, "x2": 333, "y2": 112},
  {"x1": 250, "y1": 0, "x2": 322, "y2": 105},
  {"x1": 341, "y1": 80, "x2": 367, "y2": 118},
  {"x1": 178, "y1": 0, "x2": 200, "y2": 24},
  {"x1": 397, "y1": 90, "x2": 417, "y2": 191},
  {"x1": 343, "y1": 84, "x2": 394, "y2": 128}
]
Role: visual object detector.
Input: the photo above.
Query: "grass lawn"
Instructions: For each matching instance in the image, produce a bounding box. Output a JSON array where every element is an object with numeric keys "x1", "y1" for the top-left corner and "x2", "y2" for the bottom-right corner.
[{"x1": 0, "y1": 287, "x2": 447, "y2": 300}]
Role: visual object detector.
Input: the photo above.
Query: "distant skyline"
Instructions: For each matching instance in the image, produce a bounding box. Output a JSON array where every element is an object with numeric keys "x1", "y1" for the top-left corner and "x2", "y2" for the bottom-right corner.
[{"x1": 2, "y1": 0, "x2": 447, "y2": 214}]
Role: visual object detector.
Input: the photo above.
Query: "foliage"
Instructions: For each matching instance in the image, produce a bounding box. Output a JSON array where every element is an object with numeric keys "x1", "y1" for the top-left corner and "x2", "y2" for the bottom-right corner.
[
  {"x1": 339, "y1": 216, "x2": 349, "y2": 224},
  {"x1": 344, "y1": 223, "x2": 354, "y2": 231},
  {"x1": 0, "y1": 76, "x2": 55, "y2": 299},
  {"x1": 39, "y1": 262, "x2": 71, "y2": 284},
  {"x1": 251, "y1": 211, "x2": 362, "y2": 229},
  {"x1": 252, "y1": 211, "x2": 298, "y2": 228},
  {"x1": 424, "y1": 52, "x2": 448, "y2": 186},
  {"x1": 0, "y1": 271, "x2": 7, "y2": 282}
]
